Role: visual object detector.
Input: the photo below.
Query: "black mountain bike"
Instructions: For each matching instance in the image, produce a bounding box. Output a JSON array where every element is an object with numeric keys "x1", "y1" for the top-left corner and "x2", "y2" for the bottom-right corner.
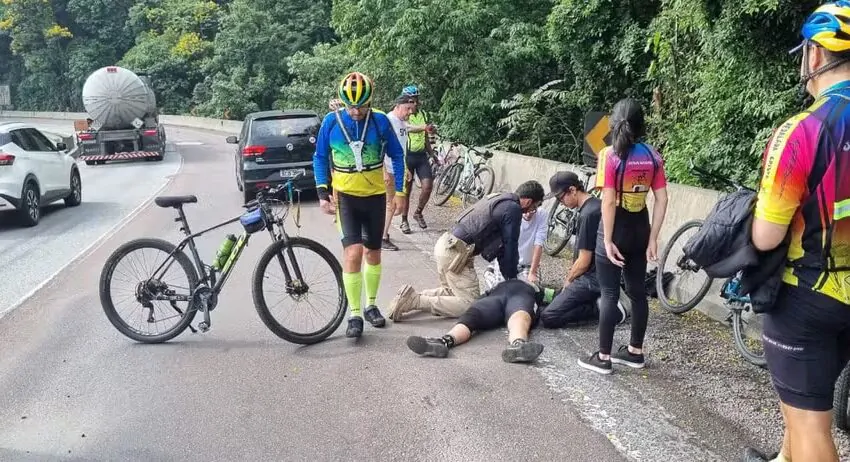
[
  {"x1": 654, "y1": 160, "x2": 764, "y2": 366},
  {"x1": 98, "y1": 174, "x2": 346, "y2": 345},
  {"x1": 543, "y1": 165, "x2": 602, "y2": 257}
]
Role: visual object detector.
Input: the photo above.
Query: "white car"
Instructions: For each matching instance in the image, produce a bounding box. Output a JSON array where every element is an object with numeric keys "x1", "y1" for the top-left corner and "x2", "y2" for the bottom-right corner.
[{"x1": 0, "y1": 122, "x2": 82, "y2": 227}]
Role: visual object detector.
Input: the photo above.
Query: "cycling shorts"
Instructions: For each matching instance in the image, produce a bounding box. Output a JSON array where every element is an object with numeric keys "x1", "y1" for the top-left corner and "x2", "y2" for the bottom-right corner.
[
  {"x1": 335, "y1": 191, "x2": 386, "y2": 249},
  {"x1": 457, "y1": 280, "x2": 537, "y2": 332},
  {"x1": 762, "y1": 283, "x2": 850, "y2": 411},
  {"x1": 406, "y1": 151, "x2": 433, "y2": 181}
]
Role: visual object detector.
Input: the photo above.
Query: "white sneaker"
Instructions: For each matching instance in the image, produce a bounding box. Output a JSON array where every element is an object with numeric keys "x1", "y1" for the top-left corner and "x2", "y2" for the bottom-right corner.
[
  {"x1": 617, "y1": 301, "x2": 628, "y2": 324},
  {"x1": 596, "y1": 297, "x2": 629, "y2": 324}
]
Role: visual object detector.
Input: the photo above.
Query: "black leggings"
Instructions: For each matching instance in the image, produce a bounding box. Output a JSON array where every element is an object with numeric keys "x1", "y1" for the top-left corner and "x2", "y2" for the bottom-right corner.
[{"x1": 596, "y1": 208, "x2": 650, "y2": 355}]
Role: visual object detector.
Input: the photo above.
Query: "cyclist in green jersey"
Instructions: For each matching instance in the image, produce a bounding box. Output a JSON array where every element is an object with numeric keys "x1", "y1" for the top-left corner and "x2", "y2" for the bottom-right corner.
[{"x1": 398, "y1": 85, "x2": 436, "y2": 233}]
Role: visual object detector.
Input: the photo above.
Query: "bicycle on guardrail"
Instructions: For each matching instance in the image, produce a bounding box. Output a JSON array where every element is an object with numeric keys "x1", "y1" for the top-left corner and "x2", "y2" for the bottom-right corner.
[
  {"x1": 654, "y1": 160, "x2": 764, "y2": 366},
  {"x1": 542, "y1": 165, "x2": 603, "y2": 257},
  {"x1": 430, "y1": 143, "x2": 496, "y2": 208},
  {"x1": 98, "y1": 173, "x2": 347, "y2": 345}
]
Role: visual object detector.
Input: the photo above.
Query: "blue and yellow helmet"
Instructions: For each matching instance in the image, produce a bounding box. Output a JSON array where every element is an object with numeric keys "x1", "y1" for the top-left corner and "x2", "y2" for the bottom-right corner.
[
  {"x1": 338, "y1": 72, "x2": 373, "y2": 107},
  {"x1": 793, "y1": 1, "x2": 850, "y2": 53}
]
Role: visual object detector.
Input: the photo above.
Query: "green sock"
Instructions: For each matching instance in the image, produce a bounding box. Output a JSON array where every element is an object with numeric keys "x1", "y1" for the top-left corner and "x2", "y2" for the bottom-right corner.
[
  {"x1": 343, "y1": 272, "x2": 363, "y2": 318},
  {"x1": 364, "y1": 263, "x2": 381, "y2": 306},
  {"x1": 543, "y1": 288, "x2": 556, "y2": 304}
]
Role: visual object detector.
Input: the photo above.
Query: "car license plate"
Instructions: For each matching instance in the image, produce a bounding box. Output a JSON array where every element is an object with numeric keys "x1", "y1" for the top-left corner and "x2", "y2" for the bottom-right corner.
[{"x1": 281, "y1": 168, "x2": 305, "y2": 179}]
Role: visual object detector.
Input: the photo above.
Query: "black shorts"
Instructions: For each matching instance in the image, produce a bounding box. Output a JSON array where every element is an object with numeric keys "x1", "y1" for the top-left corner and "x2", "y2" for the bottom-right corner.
[
  {"x1": 406, "y1": 151, "x2": 433, "y2": 181},
  {"x1": 335, "y1": 191, "x2": 386, "y2": 249},
  {"x1": 458, "y1": 280, "x2": 537, "y2": 332},
  {"x1": 762, "y1": 283, "x2": 850, "y2": 411}
]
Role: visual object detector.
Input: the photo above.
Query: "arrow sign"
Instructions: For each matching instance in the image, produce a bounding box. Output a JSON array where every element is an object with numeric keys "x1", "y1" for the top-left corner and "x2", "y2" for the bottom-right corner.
[{"x1": 583, "y1": 111, "x2": 611, "y2": 165}]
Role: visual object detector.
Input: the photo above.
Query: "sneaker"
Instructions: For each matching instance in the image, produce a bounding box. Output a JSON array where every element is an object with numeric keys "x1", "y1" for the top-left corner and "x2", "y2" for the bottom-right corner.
[
  {"x1": 577, "y1": 351, "x2": 612, "y2": 375},
  {"x1": 617, "y1": 301, "x2": 628, "y2": 324},
  {"x1": 595, "y1": 296, "x2": 629, "y2": 325},
  {"x1": 387, "y1": 285, "x2": 418, "y2": 322},
  {"x1": 501, "y1": 339, "x2": 544, "y2": 363},
  {"x1": 382, "y1": 238, "x2": 399, "y2": 251},
  {"x1": 610, "y1": 345, "x2": 645, "y2": 368},
  {"x1": 363, "y1": 305, "x2": 386, "y2": 328},
  {"x1": 413, "y1": 212, "x2": 427, "y2": 229},
  {"x1": 618, "y1": 289, "x2": 632, "y2": 322},
  {"x1": 741, "y1": 448, "x2": 776, "y2": 462},
  {"x1": 406, "y1": 336, "x2": 449, "y2": 358},
  {"x1": 346, "y1": 317, "x2": 364, "y2": 338},
  {"x1": 400, "y1": 220, "x2": 412, "y2": 234}
]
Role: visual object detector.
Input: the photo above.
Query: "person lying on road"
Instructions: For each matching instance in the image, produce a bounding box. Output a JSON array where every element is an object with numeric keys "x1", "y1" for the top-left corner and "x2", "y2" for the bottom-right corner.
[{"x1": 405, "y1": 278, "x2": 551, "y2": 363}]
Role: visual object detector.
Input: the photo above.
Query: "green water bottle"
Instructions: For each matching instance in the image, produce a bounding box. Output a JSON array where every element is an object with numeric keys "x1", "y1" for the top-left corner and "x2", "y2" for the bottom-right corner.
[{"x1": 212, "y1": 234, "x2": 237, "y2": 270}]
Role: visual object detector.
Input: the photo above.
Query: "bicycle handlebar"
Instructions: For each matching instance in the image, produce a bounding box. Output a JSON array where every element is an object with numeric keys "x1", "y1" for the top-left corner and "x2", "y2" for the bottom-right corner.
[
  {"x1": 688, "y1": 159, "x2": 754, "y2": 193},
  {"x1": 244, "y1": 172, "x2": 305, "y2": 209},
  {"x1": 468, "y1": 146, "x2": 494, "y2": 159}
]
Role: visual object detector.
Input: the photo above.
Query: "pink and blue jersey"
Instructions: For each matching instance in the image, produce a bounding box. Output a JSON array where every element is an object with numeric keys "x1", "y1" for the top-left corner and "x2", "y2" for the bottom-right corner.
[{"x1": 595, "y1": 143, "x2": 667, "y2": 213}]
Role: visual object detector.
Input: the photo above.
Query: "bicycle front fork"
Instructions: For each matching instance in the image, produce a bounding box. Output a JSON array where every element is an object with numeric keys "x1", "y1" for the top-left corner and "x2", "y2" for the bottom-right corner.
[{"x1": 274, "y1": 242, "x2": 308, "y2": 294}]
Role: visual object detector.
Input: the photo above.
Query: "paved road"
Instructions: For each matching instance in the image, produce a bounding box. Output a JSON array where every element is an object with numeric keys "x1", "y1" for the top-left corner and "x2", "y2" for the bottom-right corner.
[
  {"x1": 0, "y1": 118, "x2": 182, "y2": 317},
  {"x1": 0, "y1": 125, "x2": 627, "y2": 461}
]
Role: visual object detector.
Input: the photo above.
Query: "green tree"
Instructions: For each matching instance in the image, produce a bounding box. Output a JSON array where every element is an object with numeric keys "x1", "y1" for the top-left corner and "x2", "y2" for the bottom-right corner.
[
  {"x1": 120, "y1": 0, "x2": 221, "y2": 113},
  {"x1": 195, "y1": 0, "x2": 333, "y2": 119}
]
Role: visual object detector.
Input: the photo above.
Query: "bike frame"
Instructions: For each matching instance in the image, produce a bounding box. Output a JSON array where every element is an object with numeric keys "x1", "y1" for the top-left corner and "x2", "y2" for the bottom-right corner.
[{"x1": 144, "y1": 182, "x2": 306, "y2": 329}]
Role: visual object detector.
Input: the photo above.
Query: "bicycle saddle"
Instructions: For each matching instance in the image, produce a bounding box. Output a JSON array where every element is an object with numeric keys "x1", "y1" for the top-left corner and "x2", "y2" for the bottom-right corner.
[{"x1": 155, "y1": 195, "x2": 198, "y2": 208}]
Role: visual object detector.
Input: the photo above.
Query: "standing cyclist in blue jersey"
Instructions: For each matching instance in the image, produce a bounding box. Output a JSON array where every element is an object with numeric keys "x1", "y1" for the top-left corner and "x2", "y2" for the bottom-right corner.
[{"x1": 313, "y1": 72, "x2": 407, "y2": 338}]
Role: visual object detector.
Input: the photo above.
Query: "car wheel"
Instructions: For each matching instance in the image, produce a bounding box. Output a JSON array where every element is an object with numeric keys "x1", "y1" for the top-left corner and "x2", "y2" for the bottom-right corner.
[
  {"x1": 18, "y1": 181, "x2": 40, "y2": 227},
  {"x1": 65, "y1": 169, "x2": 82, "y2": 207}
]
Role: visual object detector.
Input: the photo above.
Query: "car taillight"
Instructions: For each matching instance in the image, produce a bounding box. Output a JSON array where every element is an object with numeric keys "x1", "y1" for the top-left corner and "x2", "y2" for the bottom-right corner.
[
  {"x1": 242, "y1": 145, "x2": 266, "y2": 157},
  {"x1": 0, "y1": 153, "x2": 15, "y2": 166},
  {"x1": 78, "y1": 132, "x2": 94, "y2": 141},
  {"x1": 142, "y1": 129, "x2": 158, "y2": 136}
]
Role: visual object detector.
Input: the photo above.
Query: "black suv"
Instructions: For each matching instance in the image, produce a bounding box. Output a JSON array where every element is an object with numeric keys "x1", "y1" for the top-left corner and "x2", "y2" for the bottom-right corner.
[{"x1": 228, "y1": 110, "x2": 321, "y2": 203}]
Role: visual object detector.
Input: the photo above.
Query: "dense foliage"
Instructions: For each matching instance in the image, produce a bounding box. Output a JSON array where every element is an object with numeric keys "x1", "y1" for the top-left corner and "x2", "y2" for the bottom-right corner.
[{"x1": 0, "y1": 0, "x2": 823, "y2": 187}]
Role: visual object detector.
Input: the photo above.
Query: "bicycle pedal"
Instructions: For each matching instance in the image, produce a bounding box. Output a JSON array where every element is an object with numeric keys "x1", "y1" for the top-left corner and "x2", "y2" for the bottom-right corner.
[{"x1": 198, "y1": 322, "x2": 210, "y2": 333}]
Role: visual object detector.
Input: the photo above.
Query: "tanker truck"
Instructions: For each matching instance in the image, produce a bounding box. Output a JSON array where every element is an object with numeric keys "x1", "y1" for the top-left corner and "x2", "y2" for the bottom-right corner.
[{"x1": 75, "y1": 66, "x2": 166, "y2": 165}]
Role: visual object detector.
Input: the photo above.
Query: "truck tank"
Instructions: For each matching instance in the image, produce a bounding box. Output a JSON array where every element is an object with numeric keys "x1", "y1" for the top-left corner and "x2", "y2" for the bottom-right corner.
[{"x1": 81, "y1": 66, "x2": 157, "y2": 130}]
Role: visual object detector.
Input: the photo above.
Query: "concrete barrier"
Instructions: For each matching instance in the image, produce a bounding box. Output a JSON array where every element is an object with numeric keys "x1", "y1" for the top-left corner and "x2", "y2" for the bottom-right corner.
[
  {"x1": 0, "y1": 110, "x2": 738, "y2": 325},
  {"x1": 0, "y1": 110, "x2": 244, "y2": 134}
]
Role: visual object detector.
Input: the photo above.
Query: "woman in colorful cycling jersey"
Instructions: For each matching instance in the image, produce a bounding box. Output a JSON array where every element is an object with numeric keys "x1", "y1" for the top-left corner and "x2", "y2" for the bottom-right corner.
[{"x1": 578, "y1": 98, "x2": 668, "y2": 375}]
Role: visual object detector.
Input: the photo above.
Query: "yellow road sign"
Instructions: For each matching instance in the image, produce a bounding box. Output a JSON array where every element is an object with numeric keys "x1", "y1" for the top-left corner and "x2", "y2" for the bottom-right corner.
[{"x1": 583, "y1": 111, "x2": 611, "y2": 159}]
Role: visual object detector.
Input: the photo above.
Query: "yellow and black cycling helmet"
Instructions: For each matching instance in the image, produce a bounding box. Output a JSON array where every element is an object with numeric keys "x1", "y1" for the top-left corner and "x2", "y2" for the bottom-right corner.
[{"x1": 337, "y1": 72, "x2": 373, "y2": 108}]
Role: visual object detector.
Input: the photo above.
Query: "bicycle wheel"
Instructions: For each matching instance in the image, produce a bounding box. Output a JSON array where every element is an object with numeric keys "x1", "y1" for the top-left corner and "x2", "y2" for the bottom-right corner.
[
  {"x1": 834, "y1": 363, "x2": 850, "y2": 431},
  {"x1": 431, "y1": 162, "x2": 462, "y2": 206},
  {"x1": 99, "y1": 238, "x2": 199, "y2": 343},
  {"x1": 656, "y1": 219, "x2": 714, "y2": 314},
  {"x1": 252, "y1": 237, "x2": 346, "y2": 345},
  {"x1": 544, "y1": 199, "x2": 575, "y2": 257},
  {"x1": 730, "y1": 306, "x2": 766, "y2": 367},
  {"x1": 462, "y1": 165, "x2": 496, "y2": 208}
]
